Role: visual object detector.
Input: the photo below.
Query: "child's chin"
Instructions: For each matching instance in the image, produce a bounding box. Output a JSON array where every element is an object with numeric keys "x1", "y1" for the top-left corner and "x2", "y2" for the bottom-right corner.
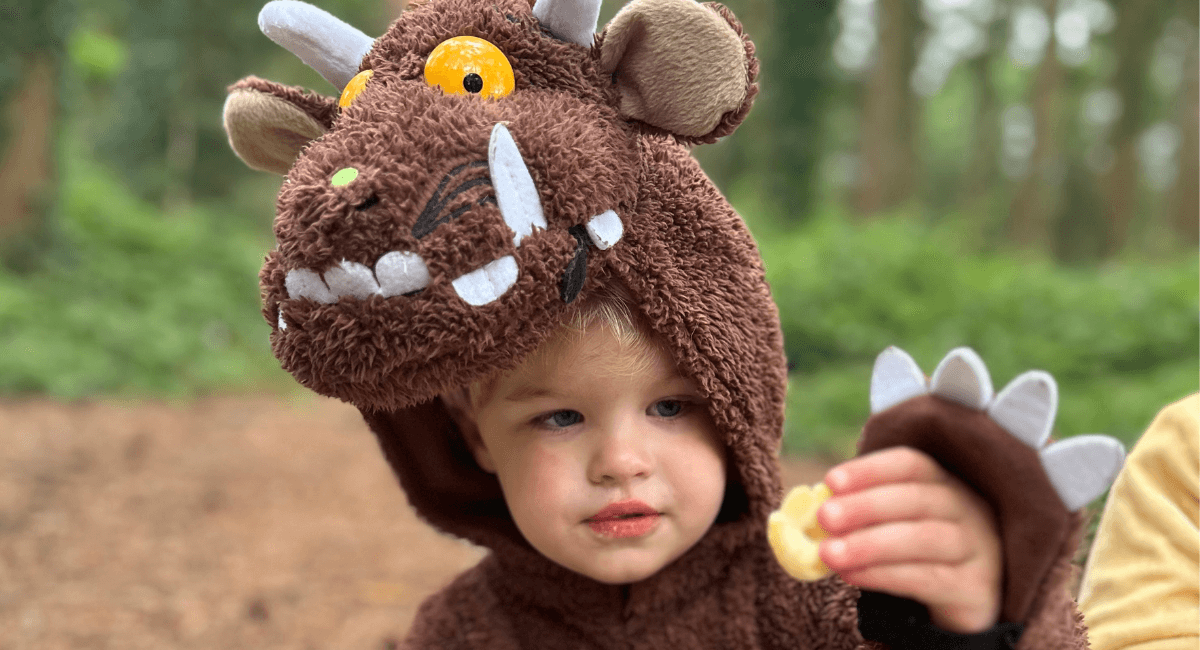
[{"x1": 563, "y1": 551, "x2": 670, "y2": 585}]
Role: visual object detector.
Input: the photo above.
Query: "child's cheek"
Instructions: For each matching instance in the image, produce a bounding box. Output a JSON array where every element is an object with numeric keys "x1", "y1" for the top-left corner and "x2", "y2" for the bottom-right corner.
[{"x1": 522, "y1": 444, "x2": 578, "y2": 514}]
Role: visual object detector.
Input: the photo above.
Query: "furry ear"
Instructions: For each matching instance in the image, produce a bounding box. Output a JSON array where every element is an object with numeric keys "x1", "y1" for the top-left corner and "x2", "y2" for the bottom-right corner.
[
  {"x1": 598, "y1": 0, "x2": 756, "y2": 144},
  {"x1": 222, "y1": 76, "x2": 338, "y2": 174}
]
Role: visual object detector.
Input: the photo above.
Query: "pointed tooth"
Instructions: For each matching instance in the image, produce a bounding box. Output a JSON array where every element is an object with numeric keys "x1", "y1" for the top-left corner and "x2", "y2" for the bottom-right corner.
[
  {"x1": 1040, "y1": 435, "x2": 1126, "y2": 511},
  {"x1": 277, "y1": 310, "x2": 287, "y2": 331},
  {"x1": 930, "y1": 347, "x2": 994, "y2": 409},
  {"x1": 375, "y1": 251, "x2": 431, "y2": 297},
  {"x1": 323, "y1": 260, "x2": 381, "y2": 300},
  {"x1": 869, "y1": 346, "x2": 928, "y2": 414},
  {"x1": 988, "y1": 371, "x2": 1057, "y2": 449},
  {"x1": 585, "y1": 210, "x2": 623, "y2": 250},
  {"x1": 488, "y1": 123, "x2": 546, "y2": 247},
  {"x1": 452, "y1": 255, "x2": 519, "y2": 306},
  {"x1": 285, "y1": 268, "x2": 338, "y2": 304}
]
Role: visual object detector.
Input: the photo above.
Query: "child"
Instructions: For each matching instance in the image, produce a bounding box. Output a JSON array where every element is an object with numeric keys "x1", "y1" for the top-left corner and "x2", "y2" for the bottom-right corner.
[
  {"x1": 433, "y1": 285, "x2": 1012, "y2": 643},
  {"x1": 1078, "y1": 394, "x2": 1199, "y2": 650},
  {"x1": 221, "y1": 0, "x2": 1109, "y2": 646}
]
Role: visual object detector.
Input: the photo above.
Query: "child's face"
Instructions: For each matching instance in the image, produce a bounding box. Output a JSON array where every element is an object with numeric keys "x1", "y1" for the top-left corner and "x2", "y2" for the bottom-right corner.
[{"x1": 461, "y1": 325, "x2": 727, "y2": 584}]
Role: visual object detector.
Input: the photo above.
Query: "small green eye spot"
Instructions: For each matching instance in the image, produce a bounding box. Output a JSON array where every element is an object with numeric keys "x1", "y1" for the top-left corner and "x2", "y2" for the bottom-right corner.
[{"x1": 331, "y1": 167, "x2": 359, "y2": 187}]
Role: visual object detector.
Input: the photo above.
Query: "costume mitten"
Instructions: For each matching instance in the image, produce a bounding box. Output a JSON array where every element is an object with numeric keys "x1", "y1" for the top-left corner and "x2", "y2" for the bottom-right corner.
[{"x1": 858, "y1": 346, "x2": 1124, "y2": 633}]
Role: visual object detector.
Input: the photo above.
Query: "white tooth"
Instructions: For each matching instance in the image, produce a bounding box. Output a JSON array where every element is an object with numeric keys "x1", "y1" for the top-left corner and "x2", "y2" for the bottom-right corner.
[
  {"x1": 585, "y1": 209, "x2": 623, "y2": 250},
  {"x1": 323, "y1": 260, "x2": 382, "y2": 300},
  {"x1": 488, "y1": 123, "x2": 547, "y2": 247},
  {"x1": 452, "y1": 255, "x2": 519, "y2": 306},
  {"x1": 277, "y1": 310, "x2": 288, "y2": 331},
  {"x1": 285, "y1": 268, "x2": 338, "y2": 304},
  {"x1": 375, "y1": 251, "x2": 431, "y2": 297}
]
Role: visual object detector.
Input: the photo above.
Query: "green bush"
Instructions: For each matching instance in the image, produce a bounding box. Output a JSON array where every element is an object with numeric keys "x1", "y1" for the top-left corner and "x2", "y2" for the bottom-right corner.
[
  {"x1": 0, "y1": 155, "x2": 289, "y2": 397},
  {"x1": 764, "y1": 215, "x2": 1198, "y2": 456}
]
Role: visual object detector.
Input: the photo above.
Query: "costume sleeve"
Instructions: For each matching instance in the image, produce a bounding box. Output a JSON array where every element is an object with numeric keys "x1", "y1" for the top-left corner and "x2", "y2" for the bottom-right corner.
[{"x1": 1077, "y1": 394, "x2": 1200, "y2": 650}]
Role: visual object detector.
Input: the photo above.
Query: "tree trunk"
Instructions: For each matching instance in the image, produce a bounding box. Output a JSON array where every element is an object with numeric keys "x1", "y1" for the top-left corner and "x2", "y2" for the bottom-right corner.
[
  {"x1": 1170, "y1": 26, "x2": 1198, "y2": 246},
  {"x1": 853, "y1": 0, "x2": 920, "y2": 215},
  {"x1": 1098, "y1": 0, "x2": 1158, "y2": 256},
  {"x1": 963, "y1": 53, "x2": 1000, "y2": 202},
  {"x1": 0, "y1": 57, "x2": 56, "y2": 236},
  {"x1": 1007, "y1": 0, "x2": 1064, "y2": 253}
]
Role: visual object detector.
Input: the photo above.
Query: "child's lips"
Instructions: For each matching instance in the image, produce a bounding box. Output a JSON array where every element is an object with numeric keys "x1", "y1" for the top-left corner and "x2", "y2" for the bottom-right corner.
[{"x1": 585, "y1": 500, "x2": 661, "y2": 538}]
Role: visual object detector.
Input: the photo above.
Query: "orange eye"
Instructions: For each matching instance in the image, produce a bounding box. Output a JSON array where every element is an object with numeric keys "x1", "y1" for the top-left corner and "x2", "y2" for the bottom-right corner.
[
  {"x1": 424, "y1": 36, "x2": 514, "y2": 100},
  {"x1": 339, "y1": 70, "x2": 374, "y2": 108}
]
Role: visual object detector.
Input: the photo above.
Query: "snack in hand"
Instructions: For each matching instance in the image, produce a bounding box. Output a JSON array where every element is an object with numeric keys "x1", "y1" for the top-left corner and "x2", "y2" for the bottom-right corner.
[{"x1": 767, "y1": 482, "x2": 834, "y2": 581}]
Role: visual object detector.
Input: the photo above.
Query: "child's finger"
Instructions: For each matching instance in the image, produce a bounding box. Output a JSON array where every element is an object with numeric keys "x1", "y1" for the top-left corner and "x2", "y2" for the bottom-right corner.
[
  {"x1": 817, "y1": 482, "x2": 968, "y2": 535},
  {"x1": 819, "y1": 520, "x2": 973, "y2": 572},
  {"x1": 823, "y1": 446, "x2": 951, "y2": 495}
]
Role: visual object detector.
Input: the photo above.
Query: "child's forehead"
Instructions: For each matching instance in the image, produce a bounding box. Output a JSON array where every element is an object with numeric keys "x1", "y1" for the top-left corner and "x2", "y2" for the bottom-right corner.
[{"x1": 496, "y1": 324, "x2": 688, "y2": 397}]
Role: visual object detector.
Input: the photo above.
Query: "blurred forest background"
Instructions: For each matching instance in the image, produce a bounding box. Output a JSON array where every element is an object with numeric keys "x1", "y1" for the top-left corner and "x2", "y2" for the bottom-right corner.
[{"x1": 0, "y1": 0, "x2": 1195, "y2": 455}]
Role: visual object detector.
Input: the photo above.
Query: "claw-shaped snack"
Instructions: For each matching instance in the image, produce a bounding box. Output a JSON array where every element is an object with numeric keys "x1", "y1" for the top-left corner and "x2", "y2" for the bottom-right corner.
[
  {"x1": 768, "y1": 482, "x2": 833, "y2": 580},
  {"x1": 862, "y1": 346, "x2": 1126, "y2": 624}
]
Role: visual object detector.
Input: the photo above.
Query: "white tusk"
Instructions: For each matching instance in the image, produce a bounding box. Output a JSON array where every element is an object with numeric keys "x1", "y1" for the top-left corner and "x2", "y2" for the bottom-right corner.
[
  {"x1": 375, "y1": 251, "x2": 431, "y2": 297},
  {"x1": 452, "y1": 256, "x2": 519, "y2": 306},
  {"x1": 488, "y1": 124, "x2": 547, "y2": 247},
  {"x1": 323, "y1": 260, "x2": 381, "y2": 300},
  {"x1": 285, "y1": 268, "x2": 338, "y2": 304},
  {"x1": 585, "y1": 210, "x2": 623, "y2": 250}
]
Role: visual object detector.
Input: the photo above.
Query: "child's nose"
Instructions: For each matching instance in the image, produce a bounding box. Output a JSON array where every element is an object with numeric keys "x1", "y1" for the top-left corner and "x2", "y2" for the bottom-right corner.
[{"x1": 587, "y1": 422, "x2": 654, "y2": 485}]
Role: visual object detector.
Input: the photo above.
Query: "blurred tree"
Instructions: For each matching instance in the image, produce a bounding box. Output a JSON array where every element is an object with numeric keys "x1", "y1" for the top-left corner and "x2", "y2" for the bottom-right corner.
[
  {"x1": 1008, "y1": 0, "x2": 1064, "y2": 253},
  {"x1": 761, "y1": 0, "x2": 836, "y2": 222},
  {"x1": 1170, "y1": 2, "x2": 1198, "y2": 245},
  {"x1": 853, "y1": 0, "x2": 920, "y2": 215},
  {"x1": 1097, "y1": 0, "x2": 1161, "y2": 256},
  {"x1": 0, "y1": 0, "x2": 76, "y2": 246},
  {"x1": 93, "y1": 0, "x2": 388, "y2": 210}
]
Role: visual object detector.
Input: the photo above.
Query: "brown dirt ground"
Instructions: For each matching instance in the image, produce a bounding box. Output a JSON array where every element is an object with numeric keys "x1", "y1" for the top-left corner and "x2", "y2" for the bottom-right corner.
[{"x1": 0, "y1": 395, "x2": 837, "y2": 650}]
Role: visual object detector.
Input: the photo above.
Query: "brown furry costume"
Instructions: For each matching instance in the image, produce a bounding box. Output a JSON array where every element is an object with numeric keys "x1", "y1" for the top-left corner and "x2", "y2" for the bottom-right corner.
[{"x1": 223, "y1": 0, "x2": 1115, "y2": 646}]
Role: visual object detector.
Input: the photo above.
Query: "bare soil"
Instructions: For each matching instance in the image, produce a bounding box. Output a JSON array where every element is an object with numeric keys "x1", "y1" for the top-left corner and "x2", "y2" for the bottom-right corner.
[{"x1": 0, "y1": 395, "x2": 835, "y2": 650}]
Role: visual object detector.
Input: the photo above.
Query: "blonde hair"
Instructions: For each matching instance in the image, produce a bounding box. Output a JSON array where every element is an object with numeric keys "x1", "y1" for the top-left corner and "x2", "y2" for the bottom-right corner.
[{"x1": 449, "y1": 284, "x2": 661, "y2": 413}]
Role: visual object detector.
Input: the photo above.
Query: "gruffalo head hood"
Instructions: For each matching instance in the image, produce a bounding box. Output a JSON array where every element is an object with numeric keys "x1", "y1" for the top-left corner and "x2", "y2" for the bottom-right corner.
[{"x1": 223, "y1": 0, "x2": 785, "y2": 555}]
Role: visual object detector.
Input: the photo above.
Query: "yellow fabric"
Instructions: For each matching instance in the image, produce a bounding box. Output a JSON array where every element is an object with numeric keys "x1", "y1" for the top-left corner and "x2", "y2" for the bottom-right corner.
[{"x1": 1078, "y1": 394, "x2": 1200, "y2": 650}]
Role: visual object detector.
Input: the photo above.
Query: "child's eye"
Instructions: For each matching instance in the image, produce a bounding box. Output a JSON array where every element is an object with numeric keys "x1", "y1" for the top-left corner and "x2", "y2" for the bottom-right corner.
[
  {"x1": 652, "y1": 400, "x2": 685, "y2": 418},
  {"x1": 541, "y1": 410, "x2": 583, "y2": 428}
]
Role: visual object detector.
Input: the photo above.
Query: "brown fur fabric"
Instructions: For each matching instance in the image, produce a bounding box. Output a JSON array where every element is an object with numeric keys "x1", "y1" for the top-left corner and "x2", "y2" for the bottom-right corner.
[{"x1": 223, "y1": 0, "x2": 1089, "y2": 646}]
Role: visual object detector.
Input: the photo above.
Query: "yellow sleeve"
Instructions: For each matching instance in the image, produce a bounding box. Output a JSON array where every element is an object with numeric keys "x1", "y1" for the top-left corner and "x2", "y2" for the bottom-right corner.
[{"x1": 1078, "y1": 394, "x2": 1200, "y2": 650}]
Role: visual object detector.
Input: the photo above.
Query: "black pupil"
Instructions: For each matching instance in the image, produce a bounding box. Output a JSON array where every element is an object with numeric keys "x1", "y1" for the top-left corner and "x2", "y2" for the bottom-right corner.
[{"x1": 463, "y1": 73, "x2": 484, "y2": 94}]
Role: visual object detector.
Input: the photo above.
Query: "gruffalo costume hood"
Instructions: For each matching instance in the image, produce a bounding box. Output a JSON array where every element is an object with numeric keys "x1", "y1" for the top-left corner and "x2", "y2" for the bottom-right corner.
[{"x1": 223, "y1": 0, "x2": 1122, "y2": 647}]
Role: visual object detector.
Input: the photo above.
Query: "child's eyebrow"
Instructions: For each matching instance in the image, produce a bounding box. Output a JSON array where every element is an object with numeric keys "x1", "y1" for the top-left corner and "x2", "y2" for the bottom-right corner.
[{"x1": 503, "y1": 385, "x2": 559, "y2": 402}]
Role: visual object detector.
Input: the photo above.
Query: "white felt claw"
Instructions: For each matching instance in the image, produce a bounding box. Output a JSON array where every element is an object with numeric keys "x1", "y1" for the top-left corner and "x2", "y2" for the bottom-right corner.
[
  {"x1": 930, "y1": 347, "x2": 994, "y2": 409},
  {"x1": 1040, "y1": 435, "x2": 1126, "y2": 511},
  {"x1": 870, "y1": 346, "x2": 929, "y2": 414},
  {"x1": 988, "y1": 371, "x2": 1058, "y2": 449}
]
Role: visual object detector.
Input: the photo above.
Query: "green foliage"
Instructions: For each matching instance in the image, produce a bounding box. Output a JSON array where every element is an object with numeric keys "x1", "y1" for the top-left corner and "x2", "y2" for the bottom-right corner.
[
  {"x1": 67, "y1": 27, "x2": 127, "y2": 81},
  {"x1": 0, "y1": 151, "x2": 290, "y2": 397},
  {"x1": 760, "y1": 210, "x2": 1198, "y2": 456}
]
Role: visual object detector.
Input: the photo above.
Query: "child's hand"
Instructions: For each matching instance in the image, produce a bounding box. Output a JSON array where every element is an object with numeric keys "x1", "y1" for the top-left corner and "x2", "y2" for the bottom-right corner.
[{"x1": 816, "y1": 446, "x2": 1002, "y2": 634}]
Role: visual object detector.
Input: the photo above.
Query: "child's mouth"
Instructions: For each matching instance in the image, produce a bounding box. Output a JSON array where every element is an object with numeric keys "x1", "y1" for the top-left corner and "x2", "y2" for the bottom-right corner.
[
  {"x1": 586, "y1": 500, "x2": 661, "y2": 538},
  {"x1": 587, "y1": 514, "x2": 661, "y2": 538}
]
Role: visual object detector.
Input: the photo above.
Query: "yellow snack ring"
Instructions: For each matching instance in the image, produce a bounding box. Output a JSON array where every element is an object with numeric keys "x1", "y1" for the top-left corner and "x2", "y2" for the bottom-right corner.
[
  {"x1": 767, "y1": 482, "x2": 834, "y2": 581},
  {"x1": 424, "y1": 36, "x2": 515, "y2": 99},
  {"x1": 339, "y1": 70, "x2": 374, "y2": 109}
]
